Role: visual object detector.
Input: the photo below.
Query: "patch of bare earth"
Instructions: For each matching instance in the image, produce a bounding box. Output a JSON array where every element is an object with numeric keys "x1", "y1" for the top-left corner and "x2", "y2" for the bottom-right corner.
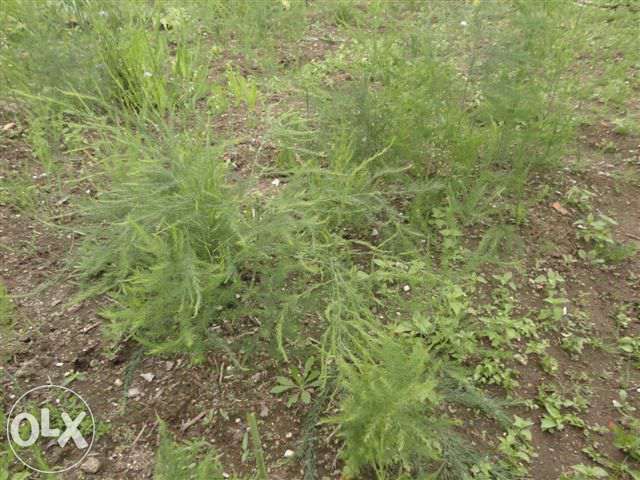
[{"x1": 512, "y1": 113, "x2": 640, "y2": 478}]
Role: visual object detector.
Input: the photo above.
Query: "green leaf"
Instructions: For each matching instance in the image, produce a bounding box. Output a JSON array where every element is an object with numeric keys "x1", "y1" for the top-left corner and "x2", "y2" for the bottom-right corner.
[
  {"x1": 275, "y1": 376, "x2": 295, "y2": 386},
  {"x1": 287, "y1": 393, "x2": 299, "y2": 407},
  {"x1": 541, "y1": 416, "x2": 558, "y2": 431},
  {"x1": 271, "y1": 385, "x2": 293, "y2": 394},
  {"x1": 304, "y1": 356, "x2": 315, "y2": 375}
]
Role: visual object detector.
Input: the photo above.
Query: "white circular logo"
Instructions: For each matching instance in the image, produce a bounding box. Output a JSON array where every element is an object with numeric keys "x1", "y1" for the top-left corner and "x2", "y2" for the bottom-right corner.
[{"x1": 6, "y1": 385, "x2": 96, "y2": 474}]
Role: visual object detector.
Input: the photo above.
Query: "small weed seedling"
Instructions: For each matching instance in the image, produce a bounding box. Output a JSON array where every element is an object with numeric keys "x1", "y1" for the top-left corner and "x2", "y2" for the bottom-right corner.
[
  {"x1": 612, "y1": 417, "x2": 640, "y2": 462},
  {"x1": 271, "y1": 356, "x2": 321, "y2": 407},
  {"x1": 535, "y1": 269, "x2": 569, "y2": 326},
  {"x1": 559, "y1": 464, "x2": 608, "y2": 479},
  {"x1": 498, "y1": 416, "x2": 536, "y2": 477},
  {"x1": 226, "y1": 69, "x2": 260, "y2": 111},
  {"x1": 538, "y1": 384, "x2": 586, "y2": 432},
  {"x1": 566, "y1": 186, "x2": 595, "y2": 212},
  {"x1": 575, "y1": 213, "x2": 637, "y2": 265}
]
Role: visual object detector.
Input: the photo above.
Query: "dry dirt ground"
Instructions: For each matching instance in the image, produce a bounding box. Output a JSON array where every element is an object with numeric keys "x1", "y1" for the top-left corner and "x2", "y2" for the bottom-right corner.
[{"x1": 1, "y1": 94, "x2": 639, "y2": 480}]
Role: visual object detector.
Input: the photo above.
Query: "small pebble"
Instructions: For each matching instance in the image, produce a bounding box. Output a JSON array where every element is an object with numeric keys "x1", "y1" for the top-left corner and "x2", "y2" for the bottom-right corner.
[
  {"x1": 80, "y1": 457, "x2": 101, "y2": 474},
  {"x1": 127, "y1": 387, "x2": 141, "y2": 398}
]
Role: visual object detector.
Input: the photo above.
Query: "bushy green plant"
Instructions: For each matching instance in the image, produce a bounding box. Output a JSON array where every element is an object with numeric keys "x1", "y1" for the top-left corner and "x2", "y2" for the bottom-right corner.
[
  {"x1": 296, "y1": 0, "x2": 578, "y2": 240},
  {"x1": 0, "y1": 0, "x2": 103, "y2": 99},
  {"x1": 74, "y1": 131, "x2": 255, "y2": 356},
  {"x1": 327, "y1": 332, "x2": 447, "y2": 479}
]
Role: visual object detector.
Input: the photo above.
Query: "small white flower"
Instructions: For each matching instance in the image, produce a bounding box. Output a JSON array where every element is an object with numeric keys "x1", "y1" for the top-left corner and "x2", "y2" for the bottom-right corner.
[
  {"x1": 143, "y1": 71, "x2": 153, "y2": 78},
  {"x1": 460, "y1": 20, "x2": 468, "y2": 27},
  {"x1": 98, "y1": 10, "x2": 108, "y2": 17},
  {"x1": 271, "y1": 178, "x2": 281, "y2": 187},
  {"x1": 403, "y1": 285, "x2": 411, "y2": 292}
]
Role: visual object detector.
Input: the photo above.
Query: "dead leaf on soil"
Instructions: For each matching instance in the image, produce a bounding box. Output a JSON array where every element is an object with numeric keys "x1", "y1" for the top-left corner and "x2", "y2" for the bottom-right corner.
[{"x1": 551, "y1": 202, "x2": 569, "y2": 215}]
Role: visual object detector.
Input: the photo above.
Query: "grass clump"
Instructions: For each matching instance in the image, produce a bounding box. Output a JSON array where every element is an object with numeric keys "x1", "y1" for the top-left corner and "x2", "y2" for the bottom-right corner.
[
  {"x1": 327, "y1": 328, "x2": 507, "y2": 480},
  {"x1": 154, "y1": 419, "x2": 269, "y2": 480},
  {"x1": 94, "y1": 19, "x2": 209, "y2": 116},
  {"x1": 154, "y1": 422, "x2": 226, "y2": 480}
]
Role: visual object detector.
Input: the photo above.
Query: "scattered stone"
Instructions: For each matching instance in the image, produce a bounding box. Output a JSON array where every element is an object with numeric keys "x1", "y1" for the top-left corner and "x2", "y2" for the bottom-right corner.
[
  {"x1": 80, "y1": 457, "x2": 101, "y2": 474},
  {"x1": 284, "y1": 449, "x2": 295, "y2": 458},
  {"x1": 55, "y1": 195, "x2": 70, "y2": 206},
  {"x1": 15, "y1": 360, "x2": 37, "y2": 378},
  {"x1": 127, "y1": 387, "x2": 141, "y2": 397},
  {"x1": 114, "y1": 379, "x2": 123, "y2": 387},
  {"x1": 259, "y1": 405, "x2": 269, "y2": 418},
  {"x1": 165, "y1": 361, "x2": 175, "y2": 371},
  {"x1": 140, "y1": 372, "x2": 155, "y2": 382},
  {"x1": 403, "y1": 285, "x2": 411, "y2": 292}
]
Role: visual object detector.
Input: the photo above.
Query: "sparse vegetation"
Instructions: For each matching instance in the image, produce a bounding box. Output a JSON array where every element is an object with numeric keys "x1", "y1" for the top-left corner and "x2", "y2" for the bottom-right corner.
[{"x1": 1, "y1": 0, "x2": 639, "y2": 478}]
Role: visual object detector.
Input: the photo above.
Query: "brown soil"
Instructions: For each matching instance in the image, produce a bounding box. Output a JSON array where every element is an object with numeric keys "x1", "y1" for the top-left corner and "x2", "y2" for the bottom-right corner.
[{"x1": 1, "y1": 77, "x2": 639, "y2": 480}]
